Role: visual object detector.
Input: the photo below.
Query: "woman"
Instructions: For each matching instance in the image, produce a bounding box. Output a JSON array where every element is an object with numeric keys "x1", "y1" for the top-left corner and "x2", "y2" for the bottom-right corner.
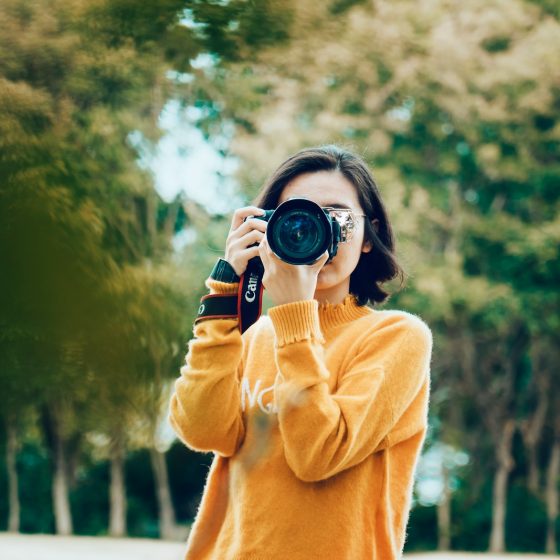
[{"x1": 169, "y1": 145, "x2": 432, "y2": 560}]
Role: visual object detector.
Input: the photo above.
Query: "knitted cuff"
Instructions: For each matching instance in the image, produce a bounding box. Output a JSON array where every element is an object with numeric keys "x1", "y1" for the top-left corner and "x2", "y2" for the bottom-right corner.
[
  {"x1": 268, "y1": 300, "x2": 325, "y2": 347},
  {"x1": 205, "y1": 277, "x2": 239, "y2": 295}
]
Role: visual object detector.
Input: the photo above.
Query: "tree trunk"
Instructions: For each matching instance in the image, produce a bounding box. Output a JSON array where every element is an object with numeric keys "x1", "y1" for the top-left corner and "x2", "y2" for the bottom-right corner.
[
  {"x1": 489, "y1": 418, "x2": 516, "y2": 553},
  {"x1": 6, "y1": 414, "x2": 20, "y2": 532},
  {"x1": 51, "y1": 410, "x2": 73, "y2": 535},
  {"x1": 437, "y1": 460, "x2": 451, "y2": 551},
  {"x1": 149, "y1": 446, "x2": 178, "y2": 540},
  {"x1": 526, "y1": 442, "x2": 540, "y2": 495},
  {"x1": 545, "y1": 433, "x2": 560, "y2": 554},
  {"x1": 520, "y1": 343, "x2": 549, "y2": 497},
  {"x1": 109, "y1": 430, "x2": 127, "y2": 537}
]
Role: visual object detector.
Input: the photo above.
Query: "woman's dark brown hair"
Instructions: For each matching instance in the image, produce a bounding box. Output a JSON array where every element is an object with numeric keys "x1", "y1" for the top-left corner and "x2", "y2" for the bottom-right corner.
[{"x1": 253, "y1": 144, "x2": 405, "y2": 306}]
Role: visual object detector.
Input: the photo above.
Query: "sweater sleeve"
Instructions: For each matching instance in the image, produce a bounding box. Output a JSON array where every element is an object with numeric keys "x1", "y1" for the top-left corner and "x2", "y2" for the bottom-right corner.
[
  {"x1": 168, "y1": 277, "x2": 246, "y2": 458},
  {"x1": 268, "y1": 300, "x2": 432, "y2": 483}
]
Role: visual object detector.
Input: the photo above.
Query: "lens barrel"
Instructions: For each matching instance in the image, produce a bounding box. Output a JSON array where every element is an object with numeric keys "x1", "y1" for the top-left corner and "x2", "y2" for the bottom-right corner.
[{"x1": 261, "y1": 198, "x2": 335, "y2": 265}]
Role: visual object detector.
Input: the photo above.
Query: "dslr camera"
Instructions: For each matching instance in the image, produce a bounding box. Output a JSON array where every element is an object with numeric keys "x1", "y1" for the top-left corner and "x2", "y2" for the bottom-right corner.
[{"x1": 250, "y1": 197, "x2": 359, "y2": 266}]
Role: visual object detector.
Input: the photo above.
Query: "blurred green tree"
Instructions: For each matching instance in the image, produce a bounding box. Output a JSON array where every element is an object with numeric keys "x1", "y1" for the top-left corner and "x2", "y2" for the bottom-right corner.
[{"x1": 0, "y1": 0, "x2": 296, "y2": 539}]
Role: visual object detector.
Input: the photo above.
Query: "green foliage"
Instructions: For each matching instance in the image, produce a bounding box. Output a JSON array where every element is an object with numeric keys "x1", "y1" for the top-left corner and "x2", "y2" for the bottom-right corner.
[
  {"x1": 0, "y1": 0, "x2": 297, "y2": 540},
  {"x1": 0, "y1": 440, "x2": 55, "y2": 533},
  {"x1": 167, "y1": 442, "x2": 213, "y2": 522},
  {"x1": 1, "y1": 0, "x2": 558, "y2": 552},
  {"x1": 506, "y1": 480, "x2": 548, "y2": 551},
  {"x1": 189, "y1": 0, "x2": 293, "y2": 61},
  {"x1": 405, "y1": 504, "x2": 438, "y2": 552},
  {"x1": 70, "y1": 458, "x2": 110, "y2": 536},
  {"x1": 526, "y1": 0, "x2": 560, "y2": 18},
  {"x1": 124, "y1": 449, "x2": 158, "y2": 537}
]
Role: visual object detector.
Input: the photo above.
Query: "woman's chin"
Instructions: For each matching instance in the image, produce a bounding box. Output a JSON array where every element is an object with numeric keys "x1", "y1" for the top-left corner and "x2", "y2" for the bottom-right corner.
[{"x1": 316, "y1": 270, "x2": 333, "y2": 290}]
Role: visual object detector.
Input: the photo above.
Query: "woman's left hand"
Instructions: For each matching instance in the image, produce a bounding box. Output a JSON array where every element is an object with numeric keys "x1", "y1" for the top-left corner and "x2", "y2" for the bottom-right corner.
[{"x1": 258, "y1": 236, "x2": 330, "y2": 307}]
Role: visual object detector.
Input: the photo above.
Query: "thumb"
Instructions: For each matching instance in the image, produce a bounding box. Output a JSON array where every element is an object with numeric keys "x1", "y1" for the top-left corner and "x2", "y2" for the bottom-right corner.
[{"x1": 311, "y1": 250, "x2": 330, "y2": 269}]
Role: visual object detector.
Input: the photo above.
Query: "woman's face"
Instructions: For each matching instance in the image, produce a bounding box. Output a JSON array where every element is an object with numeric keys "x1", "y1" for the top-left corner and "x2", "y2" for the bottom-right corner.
[{"x1": 277, "y1": 170, "x2": 372, "y2": 293}]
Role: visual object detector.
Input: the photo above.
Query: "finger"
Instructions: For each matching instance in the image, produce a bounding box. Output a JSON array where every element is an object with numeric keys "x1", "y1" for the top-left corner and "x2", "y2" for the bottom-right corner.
[
  {"x1": 258, "y1": 235, "x2": 266, "y2": 253},
  {"x1": 260, "y1": 235, "x2": 274, "y2": 257},
  {"x1": 232, "y1": 229, "x2": 264, "y2": 250},
  {"x1": 309, "y1": 250, "x2": 330, "y2": 269},
  {"x1": 230, "y1": 216, "x2": 267, "y2": 239},
  {"x1": 258, "y1": 236, "x2": 270, "y2": 266},
  {"x1": 238, "y1": 245, "x2": 261, "y2": 262},
  {"x1": 230, "y1": 206, "x2": 265, "y2": 231}
]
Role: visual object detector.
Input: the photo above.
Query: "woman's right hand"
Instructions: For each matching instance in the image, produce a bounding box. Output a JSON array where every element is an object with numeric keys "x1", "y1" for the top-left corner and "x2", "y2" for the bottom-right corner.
[{"x1": 224, "y1": 206, "x2": 267, "y2": 277}]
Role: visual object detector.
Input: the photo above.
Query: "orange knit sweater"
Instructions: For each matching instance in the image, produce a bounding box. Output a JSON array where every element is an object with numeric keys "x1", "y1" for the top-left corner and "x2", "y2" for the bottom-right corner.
[{"x1": 169, "y1": 278, "x2": 432, "y2": 560}]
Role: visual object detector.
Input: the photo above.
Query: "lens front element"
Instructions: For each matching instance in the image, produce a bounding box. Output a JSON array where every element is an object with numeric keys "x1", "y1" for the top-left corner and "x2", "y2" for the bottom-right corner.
[{"x1": 267, "y1": 199, "x2": 332, "y2": 265}]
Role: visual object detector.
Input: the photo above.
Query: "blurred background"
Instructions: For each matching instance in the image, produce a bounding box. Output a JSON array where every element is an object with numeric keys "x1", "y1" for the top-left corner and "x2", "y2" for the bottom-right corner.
[{"x1": 0, "y1": 0, "x2": 558, "y2": 556}]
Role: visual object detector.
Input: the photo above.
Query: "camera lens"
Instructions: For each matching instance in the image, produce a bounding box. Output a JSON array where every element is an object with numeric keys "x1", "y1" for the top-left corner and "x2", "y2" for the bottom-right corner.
[
  {"x1": 267, "y1": 199, "x2": 332, "y2": 265},
  {"x1": 277, "y1": 212, "x2": 321, "y2": 256}
]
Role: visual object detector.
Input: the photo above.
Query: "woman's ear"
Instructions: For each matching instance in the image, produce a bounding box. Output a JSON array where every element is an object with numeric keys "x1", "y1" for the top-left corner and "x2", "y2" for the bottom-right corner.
[{"x1": 361, "y1": 219, "x2": 379, "y2": 254}]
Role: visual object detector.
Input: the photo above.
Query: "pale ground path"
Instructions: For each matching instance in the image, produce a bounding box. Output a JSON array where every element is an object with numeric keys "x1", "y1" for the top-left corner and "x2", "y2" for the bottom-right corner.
[{"x1": 0, "y1": 533, "x2": 558, "y2": 560}]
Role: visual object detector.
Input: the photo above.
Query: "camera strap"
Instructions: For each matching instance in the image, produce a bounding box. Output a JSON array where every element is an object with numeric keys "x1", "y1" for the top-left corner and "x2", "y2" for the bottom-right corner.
[
  {"x1": 237, "y1": 258, "x2": 265, "y2": 334},
  {"x1": 194, "y1": 293, "x2": 238, "y2": 323},
  {"x1": 195, "y1": 258, "x2": 265, "y2": 334}
]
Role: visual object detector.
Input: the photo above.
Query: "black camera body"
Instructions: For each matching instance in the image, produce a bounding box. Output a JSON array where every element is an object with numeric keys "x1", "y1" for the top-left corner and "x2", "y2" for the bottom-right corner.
[{"x1": 252, "y1": 198, "x2": 342, "y2": 265}]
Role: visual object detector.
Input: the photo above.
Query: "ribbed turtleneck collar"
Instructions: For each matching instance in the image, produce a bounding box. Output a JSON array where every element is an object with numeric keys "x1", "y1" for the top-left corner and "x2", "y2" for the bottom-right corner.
[{"x1": 317, "y1": 293, "x2": 372, "y2": 331}]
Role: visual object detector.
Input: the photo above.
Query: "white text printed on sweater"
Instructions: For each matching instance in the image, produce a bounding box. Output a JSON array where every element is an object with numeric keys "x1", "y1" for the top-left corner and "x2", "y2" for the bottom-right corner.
[{"x1": 241, "y1": 376, "x2": 280, "y2": 414}]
